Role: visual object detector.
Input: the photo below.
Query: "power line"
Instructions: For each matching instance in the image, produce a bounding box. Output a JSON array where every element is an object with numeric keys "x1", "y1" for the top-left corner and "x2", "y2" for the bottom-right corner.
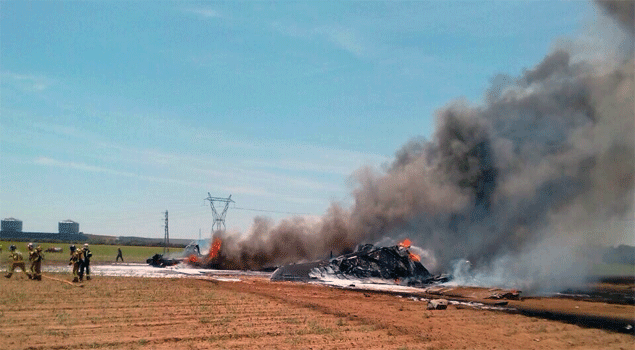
[{"x1": 232, "y1": 206, "x2": 312, "y2": 216}]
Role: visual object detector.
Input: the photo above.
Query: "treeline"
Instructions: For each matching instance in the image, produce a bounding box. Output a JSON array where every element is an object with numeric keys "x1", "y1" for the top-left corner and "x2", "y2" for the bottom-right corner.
[
  {"x1": 91, "y1": 237, "x2": 187, "y2": 248},
  {"x1": 1, "y1": 236, "x2": 187, "y2": 248}
]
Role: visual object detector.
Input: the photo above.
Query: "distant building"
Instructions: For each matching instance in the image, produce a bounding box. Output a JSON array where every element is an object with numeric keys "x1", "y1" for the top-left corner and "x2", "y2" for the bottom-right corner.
[
  {"x1": 58, "y1": 220, "x2": 79, "y2": 234},
  {"x1": 1, "y1": 217, "x2": 23, "y2": 232},
  {"x1": 0, "y1": 218, "x2": 86, "y2": 242}
]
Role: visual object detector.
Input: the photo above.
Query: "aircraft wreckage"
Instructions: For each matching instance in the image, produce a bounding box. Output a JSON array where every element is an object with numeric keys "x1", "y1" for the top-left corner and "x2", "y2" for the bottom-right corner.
[
  {"x1": 147, "y1": 237, "x2": 449, "y2": 286},
  {"x1": 271, "y1": 239, "x2": 450, "y2": 286},
  {"x1": 147, "y1": 238, "x2": 222, "y2": 268}
]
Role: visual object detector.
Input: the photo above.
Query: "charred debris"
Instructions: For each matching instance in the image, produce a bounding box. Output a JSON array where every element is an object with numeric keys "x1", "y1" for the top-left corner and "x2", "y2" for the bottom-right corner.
[
  {"x1": 272, "y1": 239, "x2": 450, "y2": 286},
  {"x1": 148, "y1": 236, "x2": 449, "y2": 287},
  {"x1": 146, "y1": 253, "x2": 182, "y2": 267},
  {"x1": 147, "y1": 238, "x2": 223, "y2": 268}
]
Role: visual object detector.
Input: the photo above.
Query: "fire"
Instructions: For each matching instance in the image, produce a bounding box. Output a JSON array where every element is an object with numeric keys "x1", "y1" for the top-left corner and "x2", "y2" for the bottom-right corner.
[
  {"x1": 399, "y1": 238, "x2": 412, "y2": 249},
  {"x1": 399, "y1": 238, "x2": 420, "y2": 261},
  {"x1": 205, "y1": 238, "x2": 222, "y2": 263},
  {"x1": 188, "y1": 255, "x2": 199, "y2": 263}
]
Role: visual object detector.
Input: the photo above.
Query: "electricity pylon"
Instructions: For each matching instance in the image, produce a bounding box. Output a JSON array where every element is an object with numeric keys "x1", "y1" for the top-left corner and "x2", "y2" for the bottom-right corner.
[
  {"x1": 205, "y1": 193, "x2": 234, "y2": 233},
  {"x1": 163, "y1": 210, "x2": 169, "y2": 255}
]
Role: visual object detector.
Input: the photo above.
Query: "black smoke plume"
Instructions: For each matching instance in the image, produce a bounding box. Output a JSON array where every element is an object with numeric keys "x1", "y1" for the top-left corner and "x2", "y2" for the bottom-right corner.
[{"x1": 217, "y1": 1, "x2": 634, "y2": 292}]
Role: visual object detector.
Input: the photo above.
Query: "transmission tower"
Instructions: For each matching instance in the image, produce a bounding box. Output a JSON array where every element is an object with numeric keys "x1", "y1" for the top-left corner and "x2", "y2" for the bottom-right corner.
[
  {"x1": 205, "y1": 193, "x2": 234, "y2": 233},
  {"x1": 163, "y1": 210, "x2": 169, "y2": 255}
]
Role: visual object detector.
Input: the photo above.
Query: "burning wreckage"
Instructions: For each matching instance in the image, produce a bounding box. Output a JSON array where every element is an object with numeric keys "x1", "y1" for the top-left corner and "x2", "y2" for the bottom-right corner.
[
  {"x1": 147, "y1": 238, "x2": 223, "y2": 268},
  {"x1": 147, "y1": 236, "x2": 448, "y2": 287},
  {"x1": 272, "y1": 239, "x2": 450, "y2": 286}
]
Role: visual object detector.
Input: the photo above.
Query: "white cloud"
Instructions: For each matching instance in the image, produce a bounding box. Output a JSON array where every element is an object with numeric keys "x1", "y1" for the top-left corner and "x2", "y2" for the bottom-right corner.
[
  {"x1": 314, "y1": 25, "x2": 366, "y2": 57},
  {"x1": 269, "y1": 21, "x2": 368, "y2": 58},
  {"x1": 33, "y1": 156, "x2": 195, "y2": 187},
  {"x1": 182, "y1": 7, "x2": 221, "y2": 19},
  {"x1": 2, "y1": 71, "x2": 52, "y2": 92},
  {"x1": 15, "y1": 111, "x2": 378, "y2": 214},
  {"x1": 27, "y1": 128, "x2": 350, "y2": 200}
]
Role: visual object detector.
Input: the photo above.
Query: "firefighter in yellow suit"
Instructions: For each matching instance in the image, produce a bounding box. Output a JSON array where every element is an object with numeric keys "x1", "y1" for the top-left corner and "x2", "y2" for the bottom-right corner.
[
  {"x1": 4, "y1": 245, "x2": 31, "y2": 279},
  {"x1": 27, "y1": 243, "x2": 44, "y2": 280},
  {"x1": 69, "y1": 245, "x2": 84, "y2": 282}
]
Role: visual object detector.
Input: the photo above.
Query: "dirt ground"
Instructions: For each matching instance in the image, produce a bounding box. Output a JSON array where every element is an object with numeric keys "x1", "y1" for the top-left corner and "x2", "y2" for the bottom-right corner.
[{"x1": 1, "y1": 273, "x2": 633, "y2": 350}]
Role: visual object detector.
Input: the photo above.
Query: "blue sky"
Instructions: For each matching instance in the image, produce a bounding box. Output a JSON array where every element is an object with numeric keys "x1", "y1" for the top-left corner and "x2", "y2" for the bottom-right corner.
[{"x1": 1, "y1": 1, "x2": 595, "y2": 239}]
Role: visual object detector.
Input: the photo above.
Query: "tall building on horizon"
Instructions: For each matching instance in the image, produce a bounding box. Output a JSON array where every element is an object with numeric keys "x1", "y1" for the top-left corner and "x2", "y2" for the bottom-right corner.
[
  {"x1": 1, "y1": 217, "x2": 23, "y2": 232},
  {"x1": 58, "y1": 219, "x2": 79, "y2": 235}
]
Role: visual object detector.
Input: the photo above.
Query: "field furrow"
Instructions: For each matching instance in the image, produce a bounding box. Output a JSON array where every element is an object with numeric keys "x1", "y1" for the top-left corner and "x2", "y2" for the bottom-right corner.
[{"x1": 2, "y1": 275, "x2": 633, "y2": 349}]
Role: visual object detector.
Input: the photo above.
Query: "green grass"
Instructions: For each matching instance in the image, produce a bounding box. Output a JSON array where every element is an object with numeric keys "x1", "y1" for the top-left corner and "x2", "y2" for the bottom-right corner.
[{"x1": 0, "y1": 240, "x2": 184, "y2": 264}]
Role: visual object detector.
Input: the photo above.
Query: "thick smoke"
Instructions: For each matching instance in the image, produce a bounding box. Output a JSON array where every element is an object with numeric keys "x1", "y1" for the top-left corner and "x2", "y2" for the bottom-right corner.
[
  {"x1": 596, "y1": 0, "x2": 635, "y2": 35},
  {"x1": 218, "y1": 1, "x2": 634, "y2": 292}
]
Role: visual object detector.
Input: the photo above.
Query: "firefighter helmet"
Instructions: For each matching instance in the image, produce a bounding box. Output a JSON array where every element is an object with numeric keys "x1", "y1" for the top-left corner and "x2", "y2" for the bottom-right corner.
[
  {"x1": 9, "y1": 245, "x2": 16, "y2": 251},
  {"x1": 70, "y1": 245, "x2": 76, "y2": 252}
]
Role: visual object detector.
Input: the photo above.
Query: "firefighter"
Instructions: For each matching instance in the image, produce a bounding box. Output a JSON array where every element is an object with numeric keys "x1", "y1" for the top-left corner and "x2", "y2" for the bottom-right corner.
[
  {"x1": 69, "y1": 245, "x2": 84, "y2": 282},
  {"x1": 28, "y1": 243, "x2": 44, "y2": 280},
  {"x1": 5, "y1": 245, "x2": 31, "y2": 279},
  {"x1": 80, "y1": 243, "x2": 92, "y2": 281},
  {"x1": 116, "y1": 247, "x2": 124, "y2": 262}
]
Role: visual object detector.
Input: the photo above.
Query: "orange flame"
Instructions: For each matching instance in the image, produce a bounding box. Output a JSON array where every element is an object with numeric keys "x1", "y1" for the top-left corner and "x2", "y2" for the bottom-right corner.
[
  {"x1": 399, "y1": 238, "x2": 412, "y2": 249},
  {"x1": 409, "y1": 252, "x2": 421, "y2": 262},
  {"x1": 188, "y1": 255, "x2": 199, "y2": 263},
  {"x1": 205, "y1": 238, "x2": 222, "y2": 263}
]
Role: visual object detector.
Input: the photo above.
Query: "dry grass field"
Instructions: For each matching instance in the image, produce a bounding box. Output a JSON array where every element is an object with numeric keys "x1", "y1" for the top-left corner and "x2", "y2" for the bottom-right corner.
[{"x1": 1, "y1": 274, "x2": 633, "y2": 350}]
